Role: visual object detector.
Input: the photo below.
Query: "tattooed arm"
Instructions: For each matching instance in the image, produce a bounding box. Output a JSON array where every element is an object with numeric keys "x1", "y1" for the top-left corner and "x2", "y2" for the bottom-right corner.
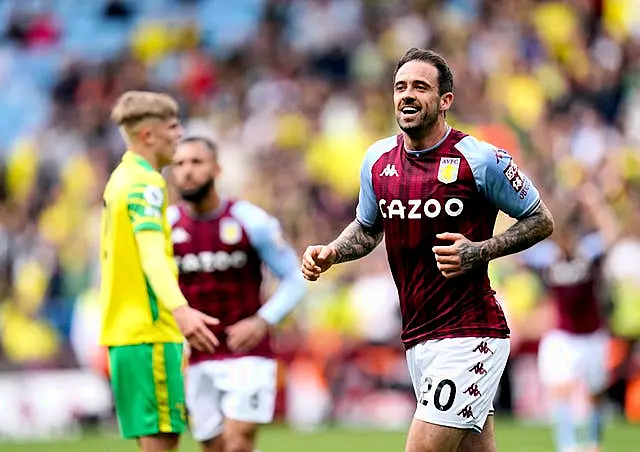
[
  {"x1": 471, "y1": 201, "x2": 553, "y2": 265},
  {"x1": 432, "y1": 141, "x2": 556, "y2": 279},
  {"x1": 331, "y1": 220, "x2": 384, "y2": 264},
  {"x1": 301, "y1": 220, "x2": 383, "y2": 281},
  {"x1": 433, "y1": 201, "x2": 554, "y2": 279}
]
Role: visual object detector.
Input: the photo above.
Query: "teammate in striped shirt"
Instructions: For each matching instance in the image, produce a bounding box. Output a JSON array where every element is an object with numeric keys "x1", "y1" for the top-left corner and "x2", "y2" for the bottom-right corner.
[{"x1": 169, "y1": 136, "x2": 306, "y2": 452}]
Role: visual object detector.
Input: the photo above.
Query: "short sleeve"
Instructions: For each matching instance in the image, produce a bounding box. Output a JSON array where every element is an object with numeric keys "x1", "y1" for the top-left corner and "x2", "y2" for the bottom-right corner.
[
  {"x1": 578, "y1": 232, "x2": 605, "y2": 260},
  {"x1": 355, "y1": 158, "x2": 379, "y2": 228},
  {"x1": 520, "y1": 239, "x2": 559, "y2": 269},
  {"x1": 355, "y1": 136, "x2": 397, "y2": 228},
  {"x1": 127, "y1": 182, "x2": 166, "y2": 233},
  {"x1": 456, "y1": 137, "x2": 541, "y2": 219},
  {"x1": 231, "y1": 201, "x2": 300, "y2": 278}
]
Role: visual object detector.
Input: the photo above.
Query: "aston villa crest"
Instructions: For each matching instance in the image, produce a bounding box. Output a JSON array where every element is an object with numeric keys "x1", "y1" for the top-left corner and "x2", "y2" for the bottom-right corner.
[
  {"x1": 220, "y1": 218, "x2": 242, "y2": 245},
  {"x1": 437, "y1": 157, "x2": 460, "y2": 184}
]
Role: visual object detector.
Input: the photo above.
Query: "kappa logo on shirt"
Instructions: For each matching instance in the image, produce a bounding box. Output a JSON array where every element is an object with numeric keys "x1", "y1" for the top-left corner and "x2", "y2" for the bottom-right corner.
[
  {"x1": 379, "y1": 164, "x2": 399, "y2": 177},
  {"x1": 171, "y1": 227, "x2": 190, "y2": 244}
]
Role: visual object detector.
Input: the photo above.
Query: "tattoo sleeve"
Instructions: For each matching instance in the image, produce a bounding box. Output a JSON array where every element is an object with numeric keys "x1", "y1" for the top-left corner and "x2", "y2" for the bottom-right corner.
[
  {"x1": 458, "y1": 201, "x2": 554, "y2": 271},
  {"x1": 330, "y1": 220, "x2": 384, "y2": 264}
]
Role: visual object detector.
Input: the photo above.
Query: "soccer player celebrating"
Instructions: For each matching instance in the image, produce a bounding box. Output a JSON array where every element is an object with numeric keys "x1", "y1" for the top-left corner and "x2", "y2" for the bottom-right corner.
[
  {"x1": 169, "y1": 136, "x2": 307, "y2": 452},
  {"x1": 101, "y1": 91, "x2": 220, "y2": 452},
  {"x1": 301, "y1": 48, "x2": 554, "y2": 452}
]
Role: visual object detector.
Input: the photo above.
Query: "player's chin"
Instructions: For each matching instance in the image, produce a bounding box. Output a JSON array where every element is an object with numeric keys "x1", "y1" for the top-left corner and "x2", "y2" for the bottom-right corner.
[{"x1": 397, "y1": 118, "x2": 423, "y2": 133}]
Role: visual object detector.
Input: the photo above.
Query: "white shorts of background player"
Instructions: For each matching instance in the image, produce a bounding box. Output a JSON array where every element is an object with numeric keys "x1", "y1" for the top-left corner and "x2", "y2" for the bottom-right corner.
[
  {"x1": 186, "y1": 356, "x2": 278, "y2": 442},
  {"x1": 537, "y1": 329, "x2": 609, "y2": 395}
]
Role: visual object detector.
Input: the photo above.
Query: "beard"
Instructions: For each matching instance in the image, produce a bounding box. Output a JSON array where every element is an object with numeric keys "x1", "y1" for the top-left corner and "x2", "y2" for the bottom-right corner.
[
  {"x1": 396, "y1": 104, "x2": 439, "y2": 138},
  {"x1": 179, "y1": 178, "x2": 214, "y2": 203}
]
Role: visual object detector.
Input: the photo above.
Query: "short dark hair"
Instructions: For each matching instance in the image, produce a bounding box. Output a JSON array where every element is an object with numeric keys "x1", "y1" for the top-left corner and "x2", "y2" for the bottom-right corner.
[
  {"x1": 180, "y1": 135, "x2": 218, "y2": 158},
  {"x1": 394, "y1": 48, "x2": 454, "y2": 96}
]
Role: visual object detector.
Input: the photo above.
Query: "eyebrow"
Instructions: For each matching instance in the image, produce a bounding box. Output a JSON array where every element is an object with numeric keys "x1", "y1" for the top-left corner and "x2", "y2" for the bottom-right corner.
[{"x1": 395, "y1": 79, "x2": 432, "y2": 87}]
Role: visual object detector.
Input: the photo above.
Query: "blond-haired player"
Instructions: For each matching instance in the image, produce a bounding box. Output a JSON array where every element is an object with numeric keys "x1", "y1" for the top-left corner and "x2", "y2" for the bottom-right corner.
[{"x1": 101, "y1": 91, "x2": 219, "y2": 452}]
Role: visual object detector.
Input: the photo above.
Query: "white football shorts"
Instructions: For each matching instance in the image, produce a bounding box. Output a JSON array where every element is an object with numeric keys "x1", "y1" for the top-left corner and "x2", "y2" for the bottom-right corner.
[
  {"x1": 538, "y1": 329, "x2": 608, "y2": 394},
  {"x1": 406, "y1": 336, "x2": 510, "y2": 433},
  {"x1": 186, "y1": 357, "x2": 278, "y2": 442}
]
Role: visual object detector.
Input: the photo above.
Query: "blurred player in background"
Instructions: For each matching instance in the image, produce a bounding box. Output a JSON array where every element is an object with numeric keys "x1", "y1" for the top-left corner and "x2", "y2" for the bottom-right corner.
[
  {"x1": 524, "y1": 185, "x2": 619, "y2": 452},
  {"x1": 301, "y1": 48, "x2": 554, "y2": 452},
  {"x1": 169, "y1": 136, "x2": 307, "y2": 452},
  {"x1": 100, "y1": 92, "x2": 219, "y2": 452}
]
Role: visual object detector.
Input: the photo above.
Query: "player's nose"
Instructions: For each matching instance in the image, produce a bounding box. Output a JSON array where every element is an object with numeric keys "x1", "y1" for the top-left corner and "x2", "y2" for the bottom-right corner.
[{"x1": 400, "y1": 96, "x2": 417, "y2": 106}]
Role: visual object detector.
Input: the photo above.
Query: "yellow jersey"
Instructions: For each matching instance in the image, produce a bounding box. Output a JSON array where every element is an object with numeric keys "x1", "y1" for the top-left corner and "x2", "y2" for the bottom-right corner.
[{"x1": 100, "y1": 151, "x2": 182, "y2": 346}]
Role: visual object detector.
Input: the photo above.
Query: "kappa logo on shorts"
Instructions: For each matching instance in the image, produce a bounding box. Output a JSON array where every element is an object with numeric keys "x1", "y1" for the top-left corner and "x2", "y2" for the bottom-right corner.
[
  {"x1": 469, "y1": 363, "x2": 487, "y2": 375},
  {"x1": 473, "y1": 341, "x2": 494, "y2": 355},
  {"x1": 457, "y1": 405, "x2": 476, "y2": 419},
  {"x1": 463, "y1": 384, "x2": 481, "y2": 397}
]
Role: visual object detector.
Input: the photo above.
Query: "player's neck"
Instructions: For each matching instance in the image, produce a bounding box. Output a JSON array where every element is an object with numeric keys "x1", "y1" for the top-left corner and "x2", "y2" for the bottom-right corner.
[
  {"x1": 404, "y1": 120, "x2": 449, "y2": 151},
  {"x1": 189, "y1": 192, "x2": 221, "y2": 215},
  {"x1": 129, "y1": 147, "x2": 160, "y2": 171}
]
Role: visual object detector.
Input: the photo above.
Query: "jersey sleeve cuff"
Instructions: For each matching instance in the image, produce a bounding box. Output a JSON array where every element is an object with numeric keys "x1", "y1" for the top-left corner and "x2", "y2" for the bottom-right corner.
[
  {"x1": 257, "y1": 310, "x2": 277, "y2": 326},
  {"x1": 163, "y1": 297, "x2": 188, "y2": 312},
  {"x1": 516, "y1": 198, "x2": 541, "y2": 220},
  {"x1": 133, "y1": 222, "x2": 163, "y2": 233},
  {"x1": 356, "y1": 216, "x2": 374, "y2": 229}
]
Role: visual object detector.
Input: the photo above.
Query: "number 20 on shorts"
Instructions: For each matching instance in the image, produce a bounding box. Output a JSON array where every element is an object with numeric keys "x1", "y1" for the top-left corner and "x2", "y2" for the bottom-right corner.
[{"x1": 419, "y1": 376, "x2": 457, "y2": 412}]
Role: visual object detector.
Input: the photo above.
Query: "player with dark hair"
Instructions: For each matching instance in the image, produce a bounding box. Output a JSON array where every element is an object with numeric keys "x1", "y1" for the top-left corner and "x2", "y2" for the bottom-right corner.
[
  {"x1": 169, "y1": 136, "x2": 306, "y2": 452},
  {"x1": 302, "y1": 48, "x2": 554, "y2": 452}
]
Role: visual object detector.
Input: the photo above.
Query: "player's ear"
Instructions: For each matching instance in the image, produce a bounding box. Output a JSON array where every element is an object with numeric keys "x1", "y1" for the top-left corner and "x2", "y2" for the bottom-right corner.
[
  {"x1": 213, "y1": 161, "x2": 222, "y2": 177},
  {"x1": 138, "y1": 121, "x2": 155, "y2": 145},
  {"x1": 439, "y1": 92, "x2": 454, "y2": 113}
]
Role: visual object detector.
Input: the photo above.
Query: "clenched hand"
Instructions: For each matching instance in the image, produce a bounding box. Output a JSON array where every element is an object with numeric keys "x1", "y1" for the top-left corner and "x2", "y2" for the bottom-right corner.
[
  {"x1": 432, "y1": 232, "x2": 485, "y2": 279},
  {"x1": 301, "y1": 245, "x2": 337, "y2": 281}
]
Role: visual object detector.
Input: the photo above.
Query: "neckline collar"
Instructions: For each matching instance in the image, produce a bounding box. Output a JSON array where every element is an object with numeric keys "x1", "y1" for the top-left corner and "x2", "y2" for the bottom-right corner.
[
  {"x1": 404, "y1": 125, "x2": 452, "y2": 156},
  {"x1": 124, "y1": 151, "x2": 156, "y2": 172}
]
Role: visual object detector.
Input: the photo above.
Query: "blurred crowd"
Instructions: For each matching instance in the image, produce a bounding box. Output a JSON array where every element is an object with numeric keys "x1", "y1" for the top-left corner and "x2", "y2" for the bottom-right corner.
[{"x1": 0, "y1": 0, "x2": 640, "y2": 426}]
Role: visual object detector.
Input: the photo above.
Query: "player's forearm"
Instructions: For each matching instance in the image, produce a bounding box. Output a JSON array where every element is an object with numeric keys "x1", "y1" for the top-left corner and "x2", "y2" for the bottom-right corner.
[
  {"x1": 136, "y1": 231, "x2": 188, "y2": 312},
  {"x1": 258, "y1": 271, "x2": 307, "y2": 325},
  {"x1": 582, "y1": 193, "x2": 620, "y2": 248},
  {"x1": 476, "y1": 201, "x2": 554, "y2": 264},
  {"x1": 330, "y1": 220, "x2": 383, "y2": 264}
]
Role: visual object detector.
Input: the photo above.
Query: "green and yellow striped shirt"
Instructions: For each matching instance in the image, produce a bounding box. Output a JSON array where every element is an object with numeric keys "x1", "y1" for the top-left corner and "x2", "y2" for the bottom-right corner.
[{"x1": 100, "y1": 151, "x2": 182, "y2": 346}]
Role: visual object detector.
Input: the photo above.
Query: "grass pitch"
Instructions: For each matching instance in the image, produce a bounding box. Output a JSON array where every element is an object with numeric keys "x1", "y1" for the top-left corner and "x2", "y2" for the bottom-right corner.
[{"x1": 0, "y1": 419, "x2": 638, "y2": 451}]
